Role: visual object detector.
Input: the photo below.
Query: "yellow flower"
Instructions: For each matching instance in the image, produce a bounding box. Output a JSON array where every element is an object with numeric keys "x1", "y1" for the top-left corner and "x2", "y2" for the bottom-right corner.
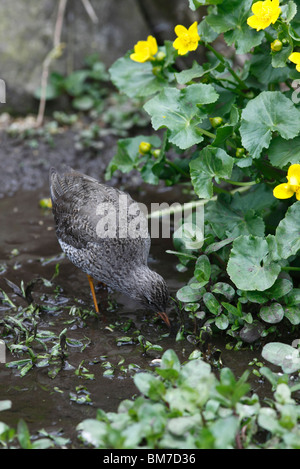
[
  {"x1": 289, "y1": 52, "x2": 300, "y2": 72},
  {"x1": 247, "y1": 0, "x2": 281, "y2": 31},
  {"x1": 273, "y1": 164, "x2": 300, "y2": 200},
  {"x1": 173, "y1": 22, "x2": 200, "y2": 56},
  {"x1": 130, "y1": 36, "x2": 158, "y2": 63}
]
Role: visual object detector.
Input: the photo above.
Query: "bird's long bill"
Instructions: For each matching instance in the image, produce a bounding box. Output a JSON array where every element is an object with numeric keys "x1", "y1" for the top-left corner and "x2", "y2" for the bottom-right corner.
[{"x1": 157, "y1": 312, "x2": 171, "y2": 327}]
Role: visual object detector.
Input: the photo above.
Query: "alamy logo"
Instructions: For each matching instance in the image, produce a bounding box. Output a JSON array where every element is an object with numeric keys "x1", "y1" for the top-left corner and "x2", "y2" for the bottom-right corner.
[
  {"x1": 0, "y1": 340, "x2": 6, "y2": 363},
  {"x1": 291, "y1": 79, "x2": 300, "y2": 104},
  {"x1": 94, "y1": 196, "x2": 204, "y2": 247},
  {"x1": 0, "y1": 79, "x2": 6, "y2": 103}
]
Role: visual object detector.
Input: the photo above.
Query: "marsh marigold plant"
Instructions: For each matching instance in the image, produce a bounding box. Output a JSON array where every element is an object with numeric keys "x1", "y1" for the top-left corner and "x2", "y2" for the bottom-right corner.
[
  {"x1": 247, "y1": 0, "x2": 281, "y2": 31},
  {"x1": 173, "y1": 21, "x2": 200, "y2": 55},
  {"x1": 108, "y1": 0, "x2": 300, "y2": 345}
]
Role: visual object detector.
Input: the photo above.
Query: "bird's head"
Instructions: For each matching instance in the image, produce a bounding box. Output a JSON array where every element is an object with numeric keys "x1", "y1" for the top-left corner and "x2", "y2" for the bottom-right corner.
[{"x1": 129, "y1": 266, "x2": 170, "y2": 326}]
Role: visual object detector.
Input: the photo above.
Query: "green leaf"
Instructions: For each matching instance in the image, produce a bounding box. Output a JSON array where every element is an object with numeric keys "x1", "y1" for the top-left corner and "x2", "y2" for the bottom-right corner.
[
  {"x1": 105, "y1": 135, "x2": 161, "y2": 179},
  {"x1": 284, "y1": 306, "x2": 300, "y2": 325},
  {"x1": 63, "y1": 70, "x2": 90, "y2": 96},
  {"x1": 285, "y1": 288, "x2": 300, "y2": 306},
  {"x1": 203, "y1": 292, "x2": 221, "y2": 315},
  {"x1": 17, "y1": 419, "x2": 31, "y2": 449},
  {"x1": 265, "y1": 278, "x2": 293, "y2": 300},
  {"x1": 109, "y1": 55, "x2": 169, "y2": 99},
  {"x1": 268, "y1": 136, "x2": 300, "y2": 168},
  {"x1": 206, "y1": 0, "x2": 264, "y2": 54},
  {"x1": 281, "y1": 1, "x2": 298, "y2": 23},
  {"x1": 189, "y1": 146, "x2": 233, "y2": 199},
  {"x1": 275, "y1": 201, "x2": 300, "y2": 259},
  {"x1": 194, "y1": 255, "x2": 211, "y2": 286},
  {"x1": 160, "y1": 349, "x2": 181, "y2": 372},
  {"x1": 34, "y1": 82, "x2": 61, "y2": 100},
  {"x1": 240, "y1": 92, "x2": 300, "y2": 159},
  {"x1": 227, "y1": 235, "x2": 281, "y2": 291},
  {"x1": 205, "y1": 190, "x2": 266, "y2": 239},
  {"x1": 189, "y1": 0, "x2": 223, "y2": 9},
  {"x1": 262, "y1": 342, "x2": 300, "y2": 373},
  {"x1": 176, "y1": 285, "x2": 204, "y2": 303},
  {"x1": 250, "y1": 50, "x2": 291, "y2": 85},
  {"x1": 72, "y1": 95, "x2": 94, "y2": 111},
  {"x1": 259, "y1": 303, "x2": 284, "y2": 324},
  {"x1": 215, "y1": 314, "x2": 229, "y2": 330},
  {"x1": 175, "y1": 61, "x2": 218, "y2": 85},
  {"x1": 133, "y1": 373, "x2": 164, "y2": 400},
  {"x1": 211, "y1": 282, "x2": 235, "y2": 300},
  {"x1": 144, "y1": 84, "x2": 219, "y2": 150}
]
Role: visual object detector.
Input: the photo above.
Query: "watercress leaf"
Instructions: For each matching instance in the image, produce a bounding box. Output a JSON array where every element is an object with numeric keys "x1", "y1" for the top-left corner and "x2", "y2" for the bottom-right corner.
[
  {"x1": 284, "y1": 288, "x2": 300, "y2": 307},
  {"x1": 176, "y1": 285, "x2": 204, "y2": 303},
  {"x1": 211, "y1": 282, "x2": 235, "y2": 300},
  {"x1": 284, "y1": 306, "x2": 300, "y2": 325},
  {"x1": 262, "y1": 342, "x2": 300, "y2": 374},
  {"x1": 194, "y1": 255, "x2": 211, "y2": 285},
  {"x1": 215, "y1": 314, "x2": 229, "y2": 330},
  {"x1": 203, "y1": 292, "x2": 221, "y2": 315},
  {"x1": 264, "y1": 278, "x2": 293, "y2": 300},
  {"x1": 259, "y1": 303, "x2": 284, "y2": 324}
]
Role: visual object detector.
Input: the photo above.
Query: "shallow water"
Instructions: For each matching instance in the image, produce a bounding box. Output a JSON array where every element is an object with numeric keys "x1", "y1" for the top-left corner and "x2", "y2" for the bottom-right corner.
[{"x1": 0, "y1": 187, "x2": 267, "y2": 446}]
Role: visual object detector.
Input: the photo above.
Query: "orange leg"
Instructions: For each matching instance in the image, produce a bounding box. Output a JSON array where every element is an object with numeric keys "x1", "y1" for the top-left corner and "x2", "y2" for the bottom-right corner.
[
  {"x1": 87, "y1": 274, "x2": 99, "y2": 313},
  {"x1": 157, "y1": 312, "x2": 171, "y2": 327}
]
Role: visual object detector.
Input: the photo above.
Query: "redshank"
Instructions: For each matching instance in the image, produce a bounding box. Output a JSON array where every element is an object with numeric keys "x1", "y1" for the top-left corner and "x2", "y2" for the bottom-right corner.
[{"x1": 49, "y1": 167, "x2": 170, "y2": 325}]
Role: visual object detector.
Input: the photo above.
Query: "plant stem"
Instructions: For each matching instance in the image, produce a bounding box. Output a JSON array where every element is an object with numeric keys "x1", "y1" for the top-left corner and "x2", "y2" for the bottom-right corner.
[
  {"x1": 281, "y1": 266, "x2": 300, "y2": 272},
  {"x1": 165, "y1": 158, "x2": 189, "y2": 178},
  {"x1": 148, "y1": 185, "x2": 253, "y2": 219},
  {"x1": 198, "y1": 127, "x2": 216, "y2": 139},
  {"x1": 205, "y1": 43, "x2": 247, "y2": 89},
  {"x1": 223, "y1": 179, "x2": 257, "y2": 187}
]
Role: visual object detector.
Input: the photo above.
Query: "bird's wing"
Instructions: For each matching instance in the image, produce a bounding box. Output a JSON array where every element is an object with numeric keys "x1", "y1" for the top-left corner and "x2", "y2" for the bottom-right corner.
[{"x1": 50, "y1": 167, "x2": 151, "y2": 262}]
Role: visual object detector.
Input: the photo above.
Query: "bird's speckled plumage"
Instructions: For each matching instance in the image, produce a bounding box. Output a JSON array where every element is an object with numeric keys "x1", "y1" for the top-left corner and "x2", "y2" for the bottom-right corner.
[{"x1": 49, "y1": 167, "x2": 169, "y2": 313}]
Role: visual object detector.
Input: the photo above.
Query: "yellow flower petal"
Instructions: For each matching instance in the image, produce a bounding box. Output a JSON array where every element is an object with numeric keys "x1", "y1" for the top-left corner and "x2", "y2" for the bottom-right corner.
[
  {"x1": 173, "y1": 22, "x2": 200, "y2": 55},
  {"x1": 252, "y1": 1, "x2": 264, "y2": 15},
  {"x1": 147, "y1": 36, "x2": 158, "y2": 56},
  {"x1": 173, "y1": 37, "x2": 189, "y2": 55},
  {"x1": 289, "y1": 52, "x2": 300, "y2": 65},
  {"x1": 287, "y1": 164, "x2": 300, "y2": 185},
  {"x1": 130, "y1": 36, "x2": 158, "y2": 63},
  {"x1": 174, "y1": 24, "x2": 188, "y2": 36},
  {"x1": 248, "y1": 0, "x2": 281, "y2": 31},
  {"x1": 273, "y1": 183, "x2": 295, "y2": 199},
  {"x1": 247, "y1": 15, "x2": 265, "y2": 31},
  {"x1": 296, "y1": 188, "x2": 300, "y2": 201},
  {"x1": 188, "y1": 21, "x2": 200, "y2": 41}
]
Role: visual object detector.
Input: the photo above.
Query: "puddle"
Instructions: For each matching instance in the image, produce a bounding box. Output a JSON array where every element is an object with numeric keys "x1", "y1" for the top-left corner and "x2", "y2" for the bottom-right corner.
[{"x1": 0, "y1": 186, "x2": 267, "y2": 446}]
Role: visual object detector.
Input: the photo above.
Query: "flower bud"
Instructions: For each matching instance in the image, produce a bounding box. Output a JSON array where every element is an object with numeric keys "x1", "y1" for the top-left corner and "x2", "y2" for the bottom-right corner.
[
  {"x1": 156, "y1": 51, "x2": 166, "y2": 62},
  {"x1": 271, "y1": 39, "x2": 283, "y2": 52},
  {"x1": 152, "y1": 149, "x2": 161, "y2": 159},
  {"x1": 209, "y1": 117, "x2": 223, "y2": 128},
  {"x1": 139, "y1": 141, "x2": 152, "y2": 154},
  {"x1": 236, "y1": 147, "x2": 245, "y2": 158}
]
